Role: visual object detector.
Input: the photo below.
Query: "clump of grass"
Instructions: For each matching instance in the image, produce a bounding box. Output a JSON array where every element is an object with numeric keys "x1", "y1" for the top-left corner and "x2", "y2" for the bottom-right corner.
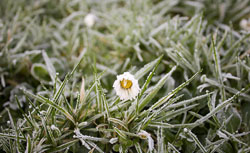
[
  {"x1": 2, "y1": 53, "x2": 249, "y2": 152},
  {"x1": 166, "y1": 0, "x2": 250, "y2": 26},
  {"x1": 1, "y1": 0, "x2": 250, "y2": 152}
]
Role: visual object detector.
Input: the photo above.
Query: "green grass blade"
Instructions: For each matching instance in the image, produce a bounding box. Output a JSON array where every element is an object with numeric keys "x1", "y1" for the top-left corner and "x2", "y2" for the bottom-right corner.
[
  {"x1": 47, "y1": 139, "x2": 79, "y2": 153},
  {"x1": 149, "y1": 69, "x2": 201, "y2": 111},
  {"x1": 139, "y1": 66, "x2": 177, "y2": 111},
  {"x1": 134, "y1": 55, "x2": 163, "y2": 80},
  {"x1": 42, "y1": 50, "x2": 56, "y2": 84}
]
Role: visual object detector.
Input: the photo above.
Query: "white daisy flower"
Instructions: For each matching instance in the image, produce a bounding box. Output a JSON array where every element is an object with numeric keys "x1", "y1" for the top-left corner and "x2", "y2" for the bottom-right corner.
[
  {"x1": 240, "y1": 18, "x2": 250, "y2": 31},
  {"x1": 113, "y1": 72, "x2": 140, "y2": 101},
  {"x1": 138, "y1": 130, "x2": 154, "y2": 151},
  {"x1": 84, "y1": 13, "x2": 97, "y2": 28}
]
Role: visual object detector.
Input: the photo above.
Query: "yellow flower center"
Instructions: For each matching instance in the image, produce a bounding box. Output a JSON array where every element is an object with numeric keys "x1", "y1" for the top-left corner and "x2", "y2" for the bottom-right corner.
[
  {"x1": 139, "y1": 134, "x2": 147, "y2": 139},
  {"x1": 120, "y1": 79, "x2": 133, "y2": 89}
]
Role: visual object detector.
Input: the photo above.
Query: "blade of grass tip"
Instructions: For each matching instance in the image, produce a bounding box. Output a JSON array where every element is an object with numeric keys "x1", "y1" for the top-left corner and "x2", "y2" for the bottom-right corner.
[
  {"x1": 149, "y1": 69, "x2": 202, "y2": 111},
  {"x1": 87, "y1": 141, "x2": 105, "y2": 153},
  {"x1": 70, "y1": 78, "x2": 78, "y2": 106},
  {"x1": 193, "y1": 84, "x2": 250, "y2": 126},
  {"x1": 222, "y1": 33, "x2": 250, "y2": 64},
  {"x1": 38, "y1": 95, "x2": 75, "y2": 124},
  {"x1": 156, "y1": 94, "x2": 184, "y2": 114},
  {"x1": 135, "y1": 55, "x2": 162, "y2": 115},
  {"x1": 196, "y1": 14, "x2": 203, "y2": 34},
  {"x1": 168, "y1": 142, "x2": 180, "y2": 153},
  {"x1": 22, "y1": 88, "x2": 45, "y2": 103},
  {"x1": 59, "y1": 11, "x2": 85, "y2": 29},
  {"x1": 194, "y1": 49, "x2": 201, "y2": 71},
  {"x1": 46, "y1": 74, "x2": 70, "y2": 123},
  {"x1": 47, "y1": 126, "x2": 57, "y2": 146},
  {"x1": 54, "y1": 48, "x2": 86, "y2": 103},
  {"x1": 103, "y1": 93, "x2": 110, "y2": 119},
  {"x1": 138, "y1": 66, "x2": 177, "y2": 112},
  {"x1": 165, "y1": 48, "x2": 196, "y2": 72},
  {"x1": 108, "y1": 118, "x2": 128, "y2": 131},
  {"x1": 209, "y1": 139, "x2": 227, "y2": 153},
  {"x1": 200, "y1": 40, "x2": 214, "y2": 73},
  {"x1": 87, "y1": 128, "x2": 139, "y2": 138},
  {"x1": 0, "y1": 138, "x2": 8, "y2": 151},
  {"x1": 64, "y1": 147, "x2": 69, "y2": 153},
  {"x1": 150, "y1": 21, "x2": 168, "y2": 37},
  {"x1": 137, "y1": 95, "x2": 184, "y2": 130},
  {"x1": 50, "y1": 106, "x2": 56, "y2": 125},
  {"x1": 114, "y1": 127, "x2": 127, "y2": 140},
  {"x1": 173, "y1": 14, "x2": 200, "y2": 38},
  {"x1": 134, "y1": 55, "x2": 163, "y2": 80},
  {"x1": 25, "y1": 95, "x2": 41, "y2": 115},
  {"x1": 207, "y1": 91, "x2": 221, "y2": 127},
  {"x1": 188, "y1": 111, "x2": 217, "y2": 127},
  {"x1": 46, "y1": 52, "x2": 85, "y2": 122},
  {"x1": 184, "y1": 128, "x2": 207, "y2": 153},
  {"x1": 133, "y1": 43, "x2": 143, "y2": 62},
  {"x1": 171, "y1": 41, "x2": 193, "y2": 65},
  {"x1": 77, "y1": 81, "x2": 97, "y2": 119},
  {"x1": 221, "y1": 130, "x2": 248, "y2": 146},
  {"x1": 47, "y1": 139, "x2": 79, "y2": 153},
  {"x1": 95, "y1": 75, "x2": 110, "y2": 118},
  {"x1": 236, "y1": 57, "x2": 242, "y2": 89},
  {"x1": 11, "y1": 33, "x2": 27, "y2": 53},
  {"x1": 175, "y1": 50, "x2": 196, "y2": 73},
  {"x1": 25, "y1": 135, "x2": 32, "y2": 153},
  {"x1": 80, "y1": 77, "x2": 85, "y2": 104},
  {"x1": 41, "y1": 117, "x2": 55, "y2": 146},
  {"x1": 15, "y1": 96, "x2": 35, "y2": 129},
  {"x1": 217, "y1": 30, "x2": 228, "y2": 52},
  {"x1": 63, "y1": 94, "x2": 76, "y2": 118},
  {"x1": 148, "y1": 121, "x2": 195, "y2": 129},
  {"x1": 10, "y1": 50, "x2": 42, "y2": 59},
  {"x1": 138, "y1": 54, "x2": 162, "y2": 99},
  {"x1": 70, "y1": 48, "x2": 86, "y2": 77},
  {"x1": 96, "y1": 63, "x2": 117, "y2": 75},
  {"x1": 166, "y1": 92, "x2": 213, "y2": 109},
  {"x1": 74, "y1": 130, "x2": 109, "y2": 142},
  {"x1": 212, "y1": 37, "x2": 226, "y2": 101},
  {"x1": 135, "y1": 142, "x2": 143, "y2": 153},
  {"x1": 157, "y1": 127, "x2": 164, "y2": 152},
  {"x1": 6, "y1": 108, "x2": 22, "y2": 151},
  {"x1": 88, "y1": 148, "x2": 95, "y2": 153},
  {"x1": 95, "y1": 77, "x2": 103, "y2": 113},
  {"x1": 6, "y1": 108, "x2": 16, "y2": 130},
  {"x1": 42, "y1": 50, "x2": 56, "y2": 83},
  {"x1": 156, "y1": 104, "x2": 199, "y2": 122},
  {"x1": 0, "y1": 133, "x2": 25, "y2": 140},
  {"x1": 74, "y1": 93, "x2": 81, "y2": 112},
  {"x1": 53, "y1": 73, "x2": 70, "y2": 104},
  {"x1": 85, "y1": 102, "x2": 129, "y2": 128},
  {"x1": 121, "y1": 58, "x2": 131, "y2": 72}
]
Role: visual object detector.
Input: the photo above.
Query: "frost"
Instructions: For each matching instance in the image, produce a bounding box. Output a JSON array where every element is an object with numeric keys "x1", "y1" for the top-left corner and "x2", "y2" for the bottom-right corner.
[
  {"x1": 109, "y1": 138, "x2": 118, "y2": 144},
  {"x1": 138, "y1": 130, "x2": 154, "y2": 151}
]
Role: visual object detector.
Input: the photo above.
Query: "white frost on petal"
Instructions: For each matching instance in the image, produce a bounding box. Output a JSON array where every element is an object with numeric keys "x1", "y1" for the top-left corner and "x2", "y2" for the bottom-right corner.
[
  {"x1": 138, "y1": 130, "x2": 154, "y2": 151},
  {"x1": 113, "y1": 72, "x2": 140, "y2": 101}
]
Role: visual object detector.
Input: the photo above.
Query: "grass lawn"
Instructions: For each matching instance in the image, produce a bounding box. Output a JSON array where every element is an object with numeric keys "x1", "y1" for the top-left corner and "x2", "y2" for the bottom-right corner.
[{"x1": 0, "y1": 0, "x2": 250, "y2": 152}]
